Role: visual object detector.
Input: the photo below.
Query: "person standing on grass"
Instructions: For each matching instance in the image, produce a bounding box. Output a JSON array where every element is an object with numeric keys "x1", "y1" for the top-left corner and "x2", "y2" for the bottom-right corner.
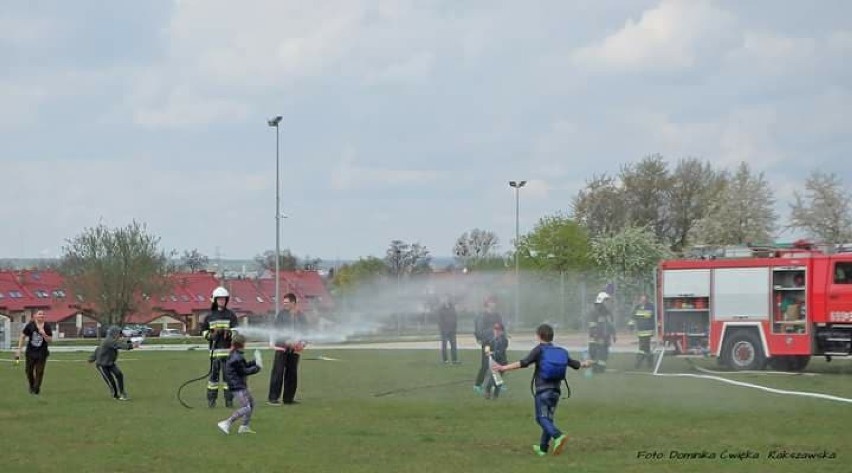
[
  {"x1": 218, "y1": 333, "x2": 261, "y2": 435},
  {"x1": 473, "y1": 295, "x2": 503, "y2": 393},
  {"x1": 632, "y1": 294, "x2": 655, "y2": 370},
  {"x1": 88, "y1": 326, "x2": 136, "y2": 400},
  {"x1": 482, "y1": 322, "x2": 508, "y2": 400},
  {"x1": 437, "y1": 295, "x2": 459, "y2": 364},
  {"x1": 496, "y1": 323, "x2": 594, "y2": 457},
  {"x1": 268, "y1": 293, "x2": 307, "y2": 405},
  {"x1": 201, "y1": 286, "x2": 239, "y2": 408},
  {"x1": 15, "y1": 310, "x2": 53, "y2": 395}
]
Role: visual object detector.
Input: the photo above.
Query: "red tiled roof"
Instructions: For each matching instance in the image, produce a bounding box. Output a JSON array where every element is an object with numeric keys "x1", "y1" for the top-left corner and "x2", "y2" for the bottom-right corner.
[
  {"x1": 225, "y1": 278, "x2": 272, "y2": 316},
  {"x1": 42, "y1": 307, "x2": 79, "y2": 323}
]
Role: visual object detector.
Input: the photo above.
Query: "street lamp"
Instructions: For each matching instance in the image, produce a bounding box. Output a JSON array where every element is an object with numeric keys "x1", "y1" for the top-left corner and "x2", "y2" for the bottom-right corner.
[
  {"x1": 509, "y1": 180, "x2": 527, "y2": 327},
  {"x1": 268, "y1": 115, "x2": 283, "y2": 324}
]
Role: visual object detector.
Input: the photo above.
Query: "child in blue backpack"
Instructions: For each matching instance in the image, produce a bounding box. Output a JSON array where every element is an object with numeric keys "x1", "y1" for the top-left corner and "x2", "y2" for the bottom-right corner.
[{"x1": 496, "y1": 323, "x2": 593, "y2": 456}]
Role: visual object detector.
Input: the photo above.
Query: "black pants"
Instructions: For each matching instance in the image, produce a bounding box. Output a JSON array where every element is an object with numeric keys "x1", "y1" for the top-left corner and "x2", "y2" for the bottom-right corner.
[
  {"x1": 208, "y1": 357, "x2": 234, "y2": 405},
  {"x1": 440, "y1": 331, "x2": 458, "y2": 363},
  {"x1": 268, "y1": 350, "x2": 300, "y2": 403},
  {"x1": 25, "y1": 355, "x2": 47, "y2": 394},
  {"x1": 636, "y1": 335, "x2": 653, "y2": 369},
  {"x1": 475, "y1": 344, "x2": 490, "y2": 386},
  {"x1": 588, "y1": 341, "x2": 609, "y2": 373},
  {"x1": 96, "y1": 364, "x2": 126, "y2": 398}
]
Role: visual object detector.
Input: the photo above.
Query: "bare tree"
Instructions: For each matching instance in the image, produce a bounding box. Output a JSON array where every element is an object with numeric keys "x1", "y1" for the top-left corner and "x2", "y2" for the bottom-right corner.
[
  {"x1": 453, "y1": 229, "x2": 499, "y2": 267},
  {"x1": 60, "y1": 221, "x2": 173, "y2": 326},
  {"x1": 789, "y1": 171, "x2": 852, "y2": 245},
  {"x1": 181, "y1": 249, "x2": 209, "y2": 273},
  {"x1": 385, "y1": 240, "x2": 432, "y2": 276},
  {"x1": 690, "y1": 162, "x2": 777, "y2": 245}
]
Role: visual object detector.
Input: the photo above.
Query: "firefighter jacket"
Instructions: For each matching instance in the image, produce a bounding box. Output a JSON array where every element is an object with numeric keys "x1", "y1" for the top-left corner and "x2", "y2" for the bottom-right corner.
[
  {"x1": 201, "y1": 308, "x2": 239, "y2": 358},
  {"x1": 632, "y1": 302, "x2": 655, "y2": 337},
  {"x1": 588, "y1": 303, "x2": 615, "y2": 343}
]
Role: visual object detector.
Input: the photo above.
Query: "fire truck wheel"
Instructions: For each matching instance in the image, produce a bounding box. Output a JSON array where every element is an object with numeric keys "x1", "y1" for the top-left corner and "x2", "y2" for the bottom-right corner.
[{"x1": 724, "y1": 331, "x2": 766, "y2": 371}]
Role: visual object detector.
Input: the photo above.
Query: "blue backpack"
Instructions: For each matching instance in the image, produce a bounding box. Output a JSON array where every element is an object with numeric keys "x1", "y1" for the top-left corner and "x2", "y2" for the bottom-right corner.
[{"x1": 533, "y1": 345, "x2": 573, "y2": 397}]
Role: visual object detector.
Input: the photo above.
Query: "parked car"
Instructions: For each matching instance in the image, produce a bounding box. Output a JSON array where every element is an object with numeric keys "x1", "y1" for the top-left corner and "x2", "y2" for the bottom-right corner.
[
  {"x1": 81, "y1": 326, "x2": 98, "y2": 338},
  {"x1": 160, "y1": 328, "x2": 184, "y2": 338}
]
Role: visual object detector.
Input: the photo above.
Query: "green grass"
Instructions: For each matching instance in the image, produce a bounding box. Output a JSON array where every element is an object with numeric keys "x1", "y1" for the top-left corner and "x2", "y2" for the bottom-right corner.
[{"x1": 1, "y1": 349, "x2": 850, "y2": 473}]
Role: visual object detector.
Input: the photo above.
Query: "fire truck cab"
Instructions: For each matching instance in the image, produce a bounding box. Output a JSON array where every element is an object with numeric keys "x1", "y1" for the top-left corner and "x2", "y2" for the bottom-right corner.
[{"x1": 657, "y1": 243, "x2": 852, "y2": 371}]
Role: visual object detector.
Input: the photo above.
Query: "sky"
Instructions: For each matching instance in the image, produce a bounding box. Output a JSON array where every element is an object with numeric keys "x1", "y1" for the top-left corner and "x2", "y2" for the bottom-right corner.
[{"x1": 2, "y1": 0, "x2": 850, "y2": 261}]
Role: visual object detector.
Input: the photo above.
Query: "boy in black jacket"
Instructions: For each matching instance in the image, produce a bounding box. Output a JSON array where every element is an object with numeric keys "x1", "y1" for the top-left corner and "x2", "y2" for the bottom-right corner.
[
  {"x1": 88, "y1": 326, "x2": 135, "y2": 400},
  {"x1": 482, "y1": 322, "x2": 508, "y2": 400},
  {"x1": 496, "y1": 324, "x2": 593, "y2": 456},
  {"x1": 218, "y1": 334, "x2": 261, "y2": 435}
]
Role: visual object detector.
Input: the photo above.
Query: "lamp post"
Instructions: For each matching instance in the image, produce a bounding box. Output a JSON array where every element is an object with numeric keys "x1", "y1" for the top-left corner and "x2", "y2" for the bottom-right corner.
[
  {"x1": 268, "y1": 115, "x2": 283, "y2": 323},
  {"x1": 509, "y1": 180, "x2": 527, "y2": 327}
]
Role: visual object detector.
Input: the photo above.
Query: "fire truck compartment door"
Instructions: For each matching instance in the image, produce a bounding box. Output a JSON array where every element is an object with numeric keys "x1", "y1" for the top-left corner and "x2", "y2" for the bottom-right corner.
[
  {"x1": 712, "y1": 267, "x2": 770, "y2": 321},
  {"x1": 663, "y1": 269, "x2": 710, "y2": 297}
]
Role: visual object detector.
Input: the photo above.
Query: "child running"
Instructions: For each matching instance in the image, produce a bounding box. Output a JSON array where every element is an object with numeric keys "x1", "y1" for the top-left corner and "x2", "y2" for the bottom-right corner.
[
  {"x1": 217, "y1": 333, "x2": 261, "y2": 435},
  {"x1": 496, "y1": 323, "x2": 593, "y2": 456}
]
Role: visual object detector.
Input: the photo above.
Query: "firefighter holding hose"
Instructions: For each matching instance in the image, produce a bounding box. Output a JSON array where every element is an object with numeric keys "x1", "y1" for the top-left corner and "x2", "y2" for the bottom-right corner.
[{"x1": 201, "y1": 286, "x2": 239, "y2": 408}]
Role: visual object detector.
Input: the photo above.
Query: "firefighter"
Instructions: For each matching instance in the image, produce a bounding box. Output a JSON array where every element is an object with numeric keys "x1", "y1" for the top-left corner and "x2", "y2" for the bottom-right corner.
[
  {"x1": 632, "y1": 294, "x2": 655, "y2": 369},
  {"x1": 201, "y1": 286, "x2": 239, "y2": 408},
  {"x1": 588, "y1": 291, "x2": 616, "y2": 374}
]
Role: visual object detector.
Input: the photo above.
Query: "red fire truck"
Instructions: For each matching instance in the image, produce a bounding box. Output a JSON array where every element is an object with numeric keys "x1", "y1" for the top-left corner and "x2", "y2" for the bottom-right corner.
[{"x1": 657, "y1": 242, "x2": 852, "y2": 371}]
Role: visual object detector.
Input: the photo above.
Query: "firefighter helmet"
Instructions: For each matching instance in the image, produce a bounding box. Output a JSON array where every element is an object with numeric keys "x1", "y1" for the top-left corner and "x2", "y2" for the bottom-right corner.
[
  {"x1": 212, "y1": 287, "x2": 230, "y2": 299},
  {"x1": 595, "y1": 291, "x2": 610, "y2": 304}
]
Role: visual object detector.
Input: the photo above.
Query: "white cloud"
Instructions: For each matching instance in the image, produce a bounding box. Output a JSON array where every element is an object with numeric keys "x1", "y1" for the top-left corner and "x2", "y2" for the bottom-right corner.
[
  {"x1": 363, "y1": 52, "x2": 435, "y2": 85},
  {"x1": 330, "y1": 147, "x2": 440, "y2": 191},
  {"x1": 726, "y1": 31, "x2": 817, "y2": 74},
  {"x1": 572, "y1": 0, "x2": 736, "y2": 71}
]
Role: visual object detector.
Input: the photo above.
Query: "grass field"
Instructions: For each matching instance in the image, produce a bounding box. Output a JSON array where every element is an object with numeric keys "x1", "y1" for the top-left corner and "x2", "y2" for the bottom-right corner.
[{"x1": 2, "y1": 347, "x2": 851, "y2": 473}]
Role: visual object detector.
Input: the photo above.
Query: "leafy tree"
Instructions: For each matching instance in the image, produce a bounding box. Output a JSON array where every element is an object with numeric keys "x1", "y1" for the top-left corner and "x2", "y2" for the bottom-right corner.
[
  {"x1": 667, "y1": 158, "x2": 726, "y2": 251},
  {"x1": 690, "y1": 162, "x2": 777, "y2": 245},
  {"x1": 517, "y1": 214, "x2": 592, "y2": 271},
  {"x1": 571, "y1": 174, "x2": 629, "y2": 238},
  {"x1": 254, "y1": 249, "x2": 299, "y2": 272},
  {"x1": 331, "y1": 257, "x2": 388, "y2": 292},
  {"x1": 60, "y1": 221, "x2": 173, "y2": 326},
  {"x1": 789, "y1": 171, "x2": 852, "y2": 245},
  {"x1": 620, "y1": 155, "x2": 672, "y2": 242}
]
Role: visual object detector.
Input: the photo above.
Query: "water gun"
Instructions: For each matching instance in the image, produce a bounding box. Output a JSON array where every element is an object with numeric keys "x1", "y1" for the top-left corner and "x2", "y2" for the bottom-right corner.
[
  {"x1": 486, "y1": 347, "x2": 504, "y2": 387},
  {"x1": 582, "y1": 350, "x2": 593, "y2": 378}
]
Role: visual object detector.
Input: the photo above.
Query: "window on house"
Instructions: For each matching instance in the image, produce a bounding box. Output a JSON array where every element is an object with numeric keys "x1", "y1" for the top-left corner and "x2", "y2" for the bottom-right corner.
[
  {"x1": 52, "y1": 290, "x2": 66, "y2": 298},
  {"x1": 9, "y1": 291, "x2": 23, "y2": 298},
  {"x1": 256, "y1": 296, "x2": 264, "y2": 303},
  {"x1": 234, "y1": 297, "x2": 244, "y2": 303},
  {"x1": 196, "y1": 295, "x2": 205, "y2": 302},
  {"x1": 0, "y1": 292, "x2": 5, "y2": 298},
  {"x1": 181, "y1": 295, "x2": 190, "y2": 302},
  {"x1": 36, "y1": 290, "x2": 49, "y2": 298},
  {"x1": 170, "y1": 295, "x2": 178, "y2": 302}
]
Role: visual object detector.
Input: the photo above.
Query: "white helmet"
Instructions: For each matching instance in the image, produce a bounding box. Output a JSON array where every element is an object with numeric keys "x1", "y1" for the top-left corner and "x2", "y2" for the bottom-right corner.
[
  {"x1": 595, "y1": 291, "x2": 610, "y2": 304},
  {"x1": 212, "y1": 287, "x2": 230, "y2": 299}
]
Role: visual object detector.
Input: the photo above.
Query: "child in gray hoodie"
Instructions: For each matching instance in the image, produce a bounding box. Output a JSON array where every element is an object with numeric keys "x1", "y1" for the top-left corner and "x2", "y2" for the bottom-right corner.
[{"x1": 88, "y1": 326, "x2": 135, "y2": 400}]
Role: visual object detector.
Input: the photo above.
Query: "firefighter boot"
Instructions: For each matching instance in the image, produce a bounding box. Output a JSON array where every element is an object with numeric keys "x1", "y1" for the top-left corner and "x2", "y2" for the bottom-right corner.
[
  {"x1": 224, "y1": 390, "x2": 234, "y2": 409},
  {"x1": 207, "y1": 389, "x2": 218, "y2": 408}
]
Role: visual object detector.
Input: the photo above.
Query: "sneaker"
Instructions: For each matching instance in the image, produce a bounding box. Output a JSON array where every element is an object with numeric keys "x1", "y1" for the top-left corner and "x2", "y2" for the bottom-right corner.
[
  {"x1": 552, "y1": 435, "x2": 569, "y2": 456},
  {"x1": 473, "y1": 385, "x2": 482, "y2": 394},
  {"x1": 532, "y1": 445, "x2": 546, "y2": 457},
  {"x1": 217, "y1": 420, "x2": 231, "y2": 435},
  {"x1": 118, "y1": 395, "x2": 130, "y2": 401},
  {"x1": 267, "y1": 400, "x2": 282, "y2": 406},
  {"x1": 237, "y1": 425, "x2": 256, "y2": 434},
  {"x1": 282, "y1": 400, "x2": 300, "y2": 405}
]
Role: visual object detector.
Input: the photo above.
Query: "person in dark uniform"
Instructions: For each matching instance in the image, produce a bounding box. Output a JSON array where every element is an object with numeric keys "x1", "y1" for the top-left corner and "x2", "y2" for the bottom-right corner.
[
  {"x1": 268, "y1": 293, "x2": 307, "y2": 405},
  {"x1": 588, "y1": 291, "x2": 616, "y2": 374},
  {"x1": 437, "y1": 295, "x2": 459, "y2": 364},
  {"x1": 200, "y1": 286, "x2": 239, "y2": 408},
  {"x1": 474, "y1": 295, "x2": 503, "y2": 393},
  {"x1": 632, "y1": 294, "x2": 655, "y2": 369}
]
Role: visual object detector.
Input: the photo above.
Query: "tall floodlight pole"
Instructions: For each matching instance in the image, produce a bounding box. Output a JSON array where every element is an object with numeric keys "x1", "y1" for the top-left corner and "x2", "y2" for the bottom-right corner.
[
  {"x1": 268, "y1": 116, "x2": 283, "y2": 324},
  {"x1": 509, "y1": 180, "x2": 527, "y2": 327}
]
